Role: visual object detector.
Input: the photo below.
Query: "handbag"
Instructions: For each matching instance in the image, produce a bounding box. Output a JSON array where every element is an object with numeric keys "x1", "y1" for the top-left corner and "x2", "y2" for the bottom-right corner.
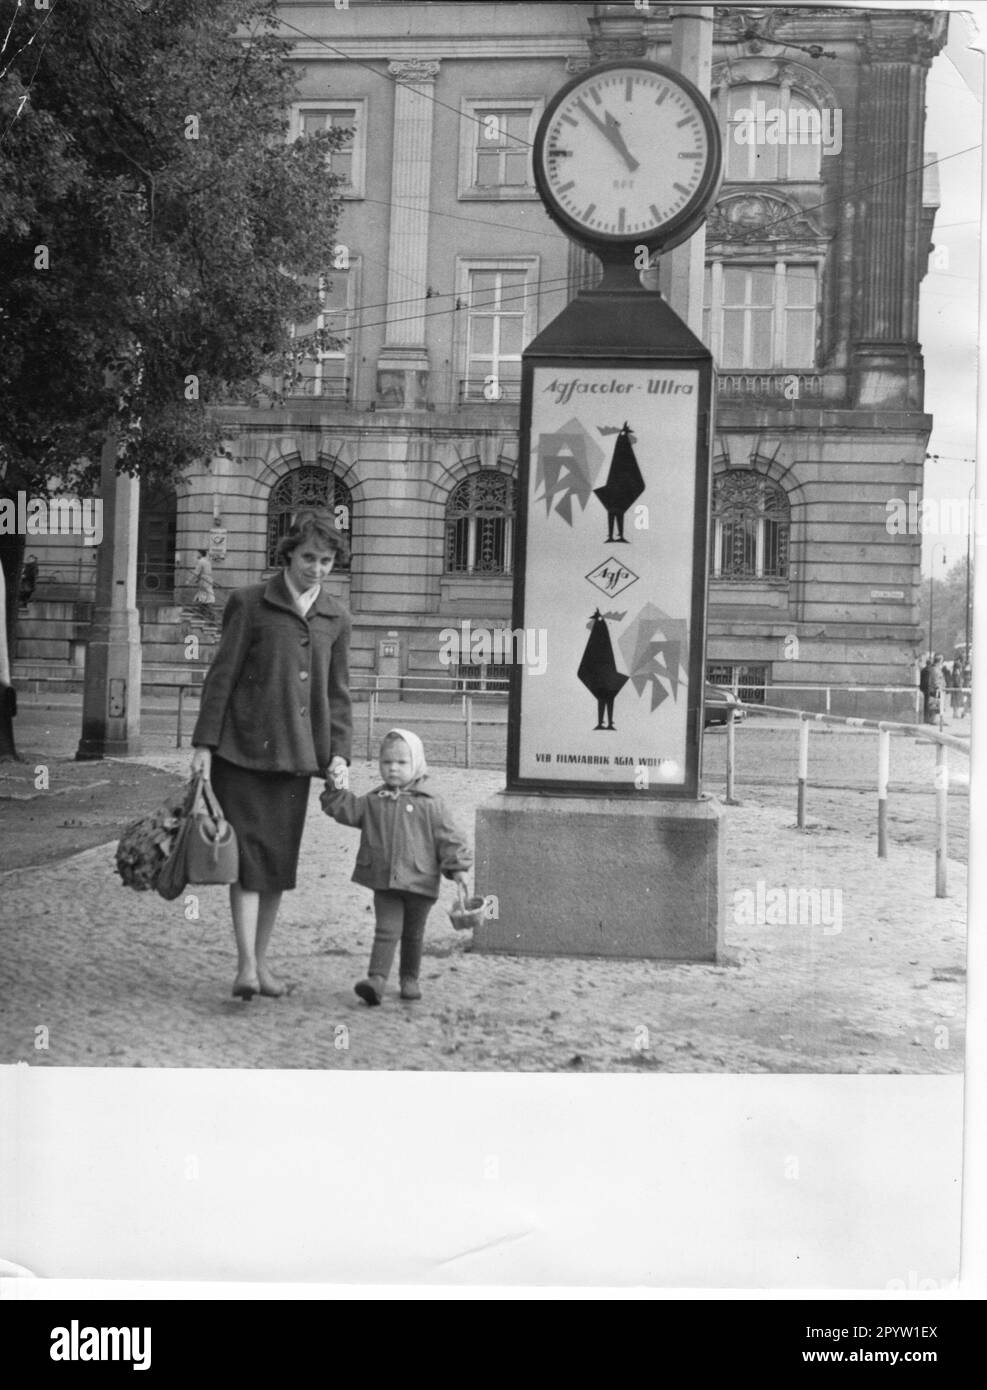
[{"x1": 155, "y1": 773, "x2": 239, "y2": 901}]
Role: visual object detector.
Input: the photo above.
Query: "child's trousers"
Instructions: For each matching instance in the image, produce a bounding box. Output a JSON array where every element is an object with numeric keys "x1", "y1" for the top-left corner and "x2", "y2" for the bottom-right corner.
[{"x1": 369, "y1": 890, "x2": 433, "y2": 981}]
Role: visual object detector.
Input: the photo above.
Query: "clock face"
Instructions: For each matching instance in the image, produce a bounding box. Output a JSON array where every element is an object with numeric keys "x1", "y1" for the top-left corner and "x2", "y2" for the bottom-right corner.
[{"x1": 534, "y1": 60, "x2": 722, "y2": 251}]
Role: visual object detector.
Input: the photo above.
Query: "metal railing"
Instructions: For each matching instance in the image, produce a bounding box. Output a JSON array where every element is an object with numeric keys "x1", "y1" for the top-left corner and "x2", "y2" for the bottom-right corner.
[
  {"x1": 716, "y1": 370, "x2": 824, "y2": 401},
  {"x1": 457, "y1": 377, "x2": 522, "y2": 404},
  {"x1": 711, "y1": 681, "x2": 927, "y2": 716},
  {"x1": 360, "y1": 687, "x2": 505, "y2": 765},
  {"x1": 722, "y1": 702, "x2": 969, "y2": 898},
  {"x1": 170, "y1": 681, "x2": 508, "y2": 768},
  {"x1": 285, "y1": 375, "x2": 352, "y2": 403}
]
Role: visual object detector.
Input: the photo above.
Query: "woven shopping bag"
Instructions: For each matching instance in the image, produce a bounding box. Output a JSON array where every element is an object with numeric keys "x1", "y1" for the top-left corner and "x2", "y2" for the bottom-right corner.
[{"x1": 115, "y1": 779, "x2": 197, "y2": 892}]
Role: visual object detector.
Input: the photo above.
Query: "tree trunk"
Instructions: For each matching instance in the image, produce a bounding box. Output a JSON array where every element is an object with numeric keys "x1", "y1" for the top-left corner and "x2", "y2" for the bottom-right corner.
[{"x1": 0, "y1": 552, "x2": 20, "y2": 761}]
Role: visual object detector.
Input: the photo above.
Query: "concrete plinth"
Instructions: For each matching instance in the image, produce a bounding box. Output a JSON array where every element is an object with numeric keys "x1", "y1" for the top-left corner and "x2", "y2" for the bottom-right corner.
[{"x1": 474, "y1": 793, "x2": 725, "y2": 960}]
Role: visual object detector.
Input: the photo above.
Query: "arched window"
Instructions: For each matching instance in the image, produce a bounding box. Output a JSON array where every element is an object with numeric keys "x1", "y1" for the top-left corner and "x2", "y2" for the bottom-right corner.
[
  {"x1": 711, "y1": 472, "x2": 789, "y2": 580},
  {"x1": 266, "y1": 465, "x2": 352, "y2": 570},
  {"x1": 723, "y1": 83, "x2": 824, "y2": 182},
  {"x1": 445, "y1": 471, "x2": 516, "y2": 575}
]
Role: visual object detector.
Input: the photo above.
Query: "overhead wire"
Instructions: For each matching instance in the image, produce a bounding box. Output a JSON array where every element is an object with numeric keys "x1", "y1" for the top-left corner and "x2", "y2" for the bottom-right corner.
[{"x1": 269, "y1": 19, "x2": 983, "y2": 325}]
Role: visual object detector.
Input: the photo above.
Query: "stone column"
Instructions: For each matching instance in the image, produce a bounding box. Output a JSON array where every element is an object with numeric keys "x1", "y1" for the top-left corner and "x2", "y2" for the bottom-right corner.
[
  {"x1": 376, "y1": 59, "x2": 440, "y2": 410},
  {"x1": 852, "y1": 18, "x2": 943, "y2": 409}
]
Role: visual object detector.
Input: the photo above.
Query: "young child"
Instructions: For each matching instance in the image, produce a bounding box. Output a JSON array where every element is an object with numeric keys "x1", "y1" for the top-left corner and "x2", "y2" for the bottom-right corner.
[{"x1": 320, "y1": 728, "x2": 472, "y2": 1005}]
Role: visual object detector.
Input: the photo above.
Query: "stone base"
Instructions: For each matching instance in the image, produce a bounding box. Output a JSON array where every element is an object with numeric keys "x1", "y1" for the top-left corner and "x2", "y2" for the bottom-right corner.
[
  {"x1": 75, "y1": 609, "x2": 143, "y2": 759},
  {"x1": 474, "y1": 793, "x2": 725, "y2": 961}
]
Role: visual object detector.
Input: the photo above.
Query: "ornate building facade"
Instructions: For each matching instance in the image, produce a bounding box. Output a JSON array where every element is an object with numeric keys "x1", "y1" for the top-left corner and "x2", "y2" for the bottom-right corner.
[{"x1": 17, "y1": 3, "x2": 946, "y2": 714}]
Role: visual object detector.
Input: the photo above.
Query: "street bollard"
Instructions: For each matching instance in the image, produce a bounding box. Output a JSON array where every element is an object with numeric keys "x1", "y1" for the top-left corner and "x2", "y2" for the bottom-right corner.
[
  {"x1": 366, "y1": 690, "x2": 376, "y2": 760},
  {"x1": 797, "y1": 717, "x2": 809, "y2": 829},
  {"x1": 877, "y1": 727, "x2": 890, "y2": 858},
  {"x1": 935, "y1": 742, "x2": 948, "y2": 898}
]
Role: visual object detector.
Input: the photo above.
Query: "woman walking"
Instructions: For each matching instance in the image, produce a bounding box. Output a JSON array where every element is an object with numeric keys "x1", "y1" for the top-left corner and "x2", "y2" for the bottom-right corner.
[
  {"x1": 190, "y1": 549, "x2": 216, "y2": 609},
  {"x1": 191, "y1": 510, "x2": 352, "y2": 999}
]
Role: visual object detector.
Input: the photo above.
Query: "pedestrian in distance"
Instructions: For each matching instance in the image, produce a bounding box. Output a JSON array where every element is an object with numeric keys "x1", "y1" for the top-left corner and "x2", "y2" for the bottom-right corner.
[
  {"x1": 19, "y1": 554, "x2": 38, "y2": 606},
  {"x1": 918, "y1": 656, "x2": 931, "y2": 724},
  {"x1": 190, "y1": 548, "x2": 215, "y2": 609},
  {"x1": 321, "y1": 728, "x2": 472, "y2": 1006},
  {"x1": 191, "y1": 509, "x2": 352, "y2": 1000},
  {"x1": 961, "y1": 660, "x2": 972, "y2": 718},
  {"x1": 947, "y1": 660, "x2": 964, "y2": 716},
  {"x1": 926, "y1": 653, "x2": 945, "y2": 724}
]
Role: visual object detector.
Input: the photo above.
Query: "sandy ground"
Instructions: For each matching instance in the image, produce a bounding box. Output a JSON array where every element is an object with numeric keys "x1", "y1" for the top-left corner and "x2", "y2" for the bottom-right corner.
[{"x1": 0, "y1": 751, "x2": 966, "y2": 1073}]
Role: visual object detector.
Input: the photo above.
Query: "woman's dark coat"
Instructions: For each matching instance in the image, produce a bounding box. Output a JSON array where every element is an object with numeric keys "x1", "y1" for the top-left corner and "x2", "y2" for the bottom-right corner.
[{"x1": 192, "y1": 573, "x2": 353, "y2": 775}]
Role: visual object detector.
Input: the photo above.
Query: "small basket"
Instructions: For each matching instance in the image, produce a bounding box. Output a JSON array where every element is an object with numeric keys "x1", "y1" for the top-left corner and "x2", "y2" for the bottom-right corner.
[{"x1": 449, "y1": 887, "x2": 488, "y2": 932}]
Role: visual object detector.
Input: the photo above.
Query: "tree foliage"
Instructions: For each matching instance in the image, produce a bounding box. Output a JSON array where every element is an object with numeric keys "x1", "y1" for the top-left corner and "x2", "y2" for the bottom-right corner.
[
  {"x1": 0, "y1": 0, "x2": 347, "y2": 493},
  {"x1": 919, "y1": 556, "x2": 974, "y2": 660},
  {"x1": 0, "y1": 0, "x2": 347, "y2": 756}
]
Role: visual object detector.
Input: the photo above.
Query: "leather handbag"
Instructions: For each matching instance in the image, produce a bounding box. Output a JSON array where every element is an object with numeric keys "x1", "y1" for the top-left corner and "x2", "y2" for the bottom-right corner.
[{"x1": 156, "y1": 773, "x2": 239, "y2": 900}]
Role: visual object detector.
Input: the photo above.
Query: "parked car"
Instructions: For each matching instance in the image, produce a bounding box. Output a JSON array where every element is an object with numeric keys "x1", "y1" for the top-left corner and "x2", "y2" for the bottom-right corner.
[{"x1": 703, "y1": 682, "x2": 747, "y2": 727}]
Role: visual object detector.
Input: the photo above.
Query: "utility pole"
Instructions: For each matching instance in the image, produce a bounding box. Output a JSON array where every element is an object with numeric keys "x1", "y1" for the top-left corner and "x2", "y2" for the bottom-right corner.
[
  {"x1": 973, "y1": 480, "x2": 978, "y2": 658},
  {"x1": 659, "y1": 6, "x2": 715, "y2": 331},
  {"x1": 76, "y1": 405, "x2": 142, "y2": 759}
]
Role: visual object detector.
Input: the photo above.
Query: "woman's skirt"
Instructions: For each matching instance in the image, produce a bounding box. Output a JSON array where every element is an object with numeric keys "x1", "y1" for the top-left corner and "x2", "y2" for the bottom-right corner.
[{"x1": 209, "y1": 756, "x2": 311, "y2": 893}]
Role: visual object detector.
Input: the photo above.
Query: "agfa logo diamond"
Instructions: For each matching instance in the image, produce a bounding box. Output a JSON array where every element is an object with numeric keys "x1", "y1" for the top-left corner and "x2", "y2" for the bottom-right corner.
[{"x1": 585, "y1": 557, "x2": 639, "y2": 598}]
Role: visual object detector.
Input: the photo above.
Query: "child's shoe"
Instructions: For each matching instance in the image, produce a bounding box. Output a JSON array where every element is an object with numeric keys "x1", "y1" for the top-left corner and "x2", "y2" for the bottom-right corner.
[
  {"x1": 399, "y1": 976, "x2": 422, "y2": 1001},
  {"x1": 355, "y1": 974, "x2": 385, "y2": 1006}
]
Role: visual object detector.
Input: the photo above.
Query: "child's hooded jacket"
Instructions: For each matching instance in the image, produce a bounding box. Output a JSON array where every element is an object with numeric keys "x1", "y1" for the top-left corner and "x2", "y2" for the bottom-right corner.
[{"x1": 320, "y1": 728, "x2": 472, "y2": 898}]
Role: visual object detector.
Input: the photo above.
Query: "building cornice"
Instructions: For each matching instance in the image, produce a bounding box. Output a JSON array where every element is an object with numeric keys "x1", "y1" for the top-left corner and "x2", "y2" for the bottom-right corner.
[{"x1": 286, "y1": 38, "x2": 583, "y2": 62}]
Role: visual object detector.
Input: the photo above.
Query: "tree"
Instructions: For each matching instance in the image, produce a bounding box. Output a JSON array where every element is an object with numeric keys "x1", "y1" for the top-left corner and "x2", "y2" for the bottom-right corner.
[
  {"x1": 918, "y1": 556, "x2": 972, "y2": 660},
  {"x1": 0, "y1": 0, "x2": 347, "y2": 758}
]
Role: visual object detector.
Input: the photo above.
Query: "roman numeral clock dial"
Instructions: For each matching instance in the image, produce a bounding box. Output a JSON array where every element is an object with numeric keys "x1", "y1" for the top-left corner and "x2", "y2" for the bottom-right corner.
[{"x1": 534, "y1": 60, "x2": 722, "y2": 258}]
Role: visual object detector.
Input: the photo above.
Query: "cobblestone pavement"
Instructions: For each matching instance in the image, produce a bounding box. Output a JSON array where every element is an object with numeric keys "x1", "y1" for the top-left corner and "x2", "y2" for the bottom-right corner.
[{"x1": 1, "y1": 698, "x2": 967, "y2": 1072}]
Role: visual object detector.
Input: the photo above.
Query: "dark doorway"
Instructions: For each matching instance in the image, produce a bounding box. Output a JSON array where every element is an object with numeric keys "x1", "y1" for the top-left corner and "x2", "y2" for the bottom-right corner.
[{"x1": 138, "y1": 482, "x2": 177, "y2": 597}]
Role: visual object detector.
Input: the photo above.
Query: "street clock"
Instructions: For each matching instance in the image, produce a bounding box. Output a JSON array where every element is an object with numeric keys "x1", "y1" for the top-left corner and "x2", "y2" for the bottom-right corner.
[{"x1": 534, "y1": 60, "x2": 723, "y2": 261}]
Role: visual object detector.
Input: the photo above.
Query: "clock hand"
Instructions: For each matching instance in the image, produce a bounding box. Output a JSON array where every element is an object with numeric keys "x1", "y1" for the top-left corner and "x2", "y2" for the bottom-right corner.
[
  {"x1": 574, "y1": 99, "x2": 640, "y2": 173},
  {"x1": 602, "y1": 110, "x2": 640, "y2": 172},
  {"x1": 575, "y1": 98, "x2": 611, "y2": 137}
]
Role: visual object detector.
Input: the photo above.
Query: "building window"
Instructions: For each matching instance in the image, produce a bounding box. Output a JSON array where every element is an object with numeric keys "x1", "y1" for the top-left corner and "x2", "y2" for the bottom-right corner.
[
  {"x1": 454, "y1": 664, "x2": 510, "y2": 694},
  {"x1": 458, "y1": 99, "x2": 543, "y2": 200},
  {"x1": 711, "y1": 472, "x2": 789, "y2": 580},
  {"x1": 267, "y1": 466, "x2": 352, "y2": 571},
  {"x1": 445, "y1": 471, "x2": 516, "y2": 576},
  {"x1": 289, "y1": 262, "x2": 358, "y2": 401},
  {"x1": 722, "y1": 83, "x2": 823, "y2": 182},
  {"x1": 704, "y1": 262, "x2": 817, "y2": 368},
  {"x1": 457, "y1": 259, "x2": 538, "y2": 402},
  {"x1": 707, "y1": 662, "x2": 768, "y2": 704},
  {"x1": 293, "y1": 101, "x2": 367, "y2": 197}
]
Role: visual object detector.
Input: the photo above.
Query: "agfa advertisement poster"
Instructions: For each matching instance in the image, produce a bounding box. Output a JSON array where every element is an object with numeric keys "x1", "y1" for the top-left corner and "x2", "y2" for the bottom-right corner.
[{"x1": 517, "y1": 365, "x2": 701, "y2": 787}]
